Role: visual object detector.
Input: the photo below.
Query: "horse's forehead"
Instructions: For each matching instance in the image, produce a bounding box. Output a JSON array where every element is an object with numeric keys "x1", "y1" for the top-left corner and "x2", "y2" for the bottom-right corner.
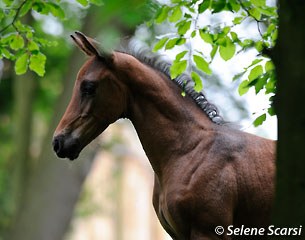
[{"x1": 78, "y1": 58, "x2": 105, "y2": 80}]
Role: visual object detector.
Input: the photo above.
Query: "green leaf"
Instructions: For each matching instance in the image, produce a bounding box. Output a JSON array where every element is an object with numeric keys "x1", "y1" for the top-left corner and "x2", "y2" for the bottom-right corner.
[
  {"x1": 191, "y1": 71, "x2": 203, "y2": 92},
  {"x1": 0, "y1": 10, "x2": 4, "y2": 22},
  {"x1": 250, "y1": 0, "x2": 266, "y2": 7},
  {"x1": 266, "y1": 23, "x2": 276, "y2": 35},
  {"x1": 271, "y1": 29, "x2": 278, "y2": 42},
  {"x1": 155, "y1": 6, "x2": 170, "y2": 24},
  {"x1": 164, "y1": 38, "x2": 185, "y2": 50},
  {"x1": 241, "y1": 1, "x2": 252, "y2": 8},
  {"x1": 212, "y1": 0, "x2": 226, "y2": 13},
  {"x1": 230, "y1": 32, "x2": 239, "y2": 42},
  {"x1": 20, "y1": 1, "x2": 33, "y2": 17},
  {"x1": 165, "y1": 38, "x2": 179, "y2": 50},
  {"x1": 28, "y1": 41, "x2": 40, "y2": 51},
  {"x1": 29, "y1": 53, "x2": 46, "y2": 77},
  {"x1": 219, "y1": 38, "x2": 236, "y2": 61},
  {"x1": 184, "y1": 13, "x2": 192, "y2": 19},
  {"x1": 77, "y1": 0, "x2": 89, "y2": 6},
  {"x1": 238, "y1": 80, "x2": 250, "y2": 96},
  {"x1": 3, "y1": 0, "x2": 13, "y2": 6},
  {"x1": 249, "y1": 7, "x2": 261, "y2": 20},
  {"x1": 268, "y1": 107, "x2": 275, "y2": 116},
  {"x1": 15, "y1": 53, "x2": 29, "y2": 75},
  {"x1": 193, "y1": 55, "x2": 212, "y2": 75},
  {"x1": 241, "y1": 39, "x2": 254, "y2": 48},
  {"x1": 169, "y1": 6, "x2": 183, "y2": 23},
  {"x1": 210, "y1": 45, "x2": 218, "y2": 60},
  {"x1": 33, "y1": 2, "x2": 49, "y2": 14},
  {"x1": 14, "y1": 21, "x2": 32, "y2": 34},
  {"x1": 253, "y1": 113, "x2": 266, "y2": 127},
  {"x1": 199, "y1": 30, "x2": 213, "y2": 44},
  {"x1": 10, "y1": 34, "x2": 24, "y2": 50},
  {"x1": 191, "y1": 30, "x2": 196, "y2": 38},
  {"x1": 153, "y1": 37, "x2": 169, "y2": 52},
  {"x1": 175, "y1": 51, "x2": 188, "y2": 61},
  {"x1": 232, "y1": 16, "x2": 243, "y2": 25},
  {"x1": 1, "y1": 33, "x2": 14, "y2": 45},
  {"x1": 228, "y1": 0, "x2": 241, "y2": 12},
  {"x1": 254, "y1": 74, "x2": 268, "y2": 94},
  {"x1": 216, "y1": 36, "x2": 227, "y2": 46},
  {"x1": 233, "y1": 71, "x2": 246, "y2": 81},
  {"x1": 177, "y1": 20, "x2": 191, "y2": 35},
  {"x1": 170, "y1": 60, "x2": 187, "y2": 79},
  {"x1": 248, "y1": 58, "x2": 263, "y2": 68},
  {"x1": 199, "y1": 0, "x2": 211, "y2": 13},
  {"x1": 0, "y1": 47, "x2": 13, "y2": 59},
  {"x1": 255, "y1": 40, "x2": 264, "y2": 52},
  {"x1": 248, "y1": 65, "x2": 263, "y2": 82},
  {"x1": 47, "y1": 3, "x2": 65, "y2": 19},
  {"x1": 259, "y1": 6, "x2": 277, "y2": 17},
  {"x1": 265, "y1": 76, "x2": 276, "y2": 94},
  {"x1": 90, "y1": 0, "x2": 104, "y2": 6},
  {"x1": 176, "y1": 38, "x2": 186, "y2": 45},
  {"x1": 35, "y1": 38, "x2": 57, "y2": 47},
  {"x1": 265, "y1": 61, "x2": 274, "y2": 72},
  {"x1": 223, "y1": 26, "x2": 231, "y2": 35}
]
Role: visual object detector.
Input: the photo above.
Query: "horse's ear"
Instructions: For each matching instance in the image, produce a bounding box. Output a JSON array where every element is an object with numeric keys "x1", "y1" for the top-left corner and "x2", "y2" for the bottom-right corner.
[{"x1": 71, "y1": 31, "x2": 113, "y2": 63}]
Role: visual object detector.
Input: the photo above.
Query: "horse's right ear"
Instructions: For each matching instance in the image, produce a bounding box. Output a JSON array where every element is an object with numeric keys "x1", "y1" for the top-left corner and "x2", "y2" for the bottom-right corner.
[{"x1": 70, "y1": 31, "x2": 113, "y2": 63}]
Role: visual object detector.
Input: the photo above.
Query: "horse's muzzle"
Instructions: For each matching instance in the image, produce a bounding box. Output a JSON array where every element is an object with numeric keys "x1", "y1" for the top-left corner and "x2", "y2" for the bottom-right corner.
[{"x1": 52, "y1": 134, "x2": 81, "y2": 160}]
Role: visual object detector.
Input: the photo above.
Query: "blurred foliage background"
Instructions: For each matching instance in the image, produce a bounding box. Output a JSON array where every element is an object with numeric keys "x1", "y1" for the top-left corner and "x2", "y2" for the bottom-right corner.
[{"x1": 0, "y1": 1, "x2": 156, "y2": 239}]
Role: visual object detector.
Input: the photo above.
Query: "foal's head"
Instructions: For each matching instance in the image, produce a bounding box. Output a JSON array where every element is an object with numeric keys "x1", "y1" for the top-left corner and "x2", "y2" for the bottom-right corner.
[{"x1": 53, "y1": 32, "x2": 128, "y2": 160}]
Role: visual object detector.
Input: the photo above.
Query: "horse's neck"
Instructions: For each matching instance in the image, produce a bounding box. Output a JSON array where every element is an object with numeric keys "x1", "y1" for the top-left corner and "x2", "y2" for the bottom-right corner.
[{"x1": 117, "y1": 53, "x2": 215, "y2": 177}]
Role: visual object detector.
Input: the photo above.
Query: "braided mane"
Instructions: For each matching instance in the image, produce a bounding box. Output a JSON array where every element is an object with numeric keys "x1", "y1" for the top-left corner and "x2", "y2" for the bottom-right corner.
[{"x1": 118, "y1": 47, "x2": 224, "y2": 125}]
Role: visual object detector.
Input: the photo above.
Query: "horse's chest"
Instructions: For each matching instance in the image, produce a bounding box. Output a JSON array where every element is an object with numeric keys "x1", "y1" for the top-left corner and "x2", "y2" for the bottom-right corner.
[
  {"x1": 154, "y1": 185, "x2": 189, "y2": 239},
  {"x1": 159, "y1": 193, "x2": 176, "y2": 225}
]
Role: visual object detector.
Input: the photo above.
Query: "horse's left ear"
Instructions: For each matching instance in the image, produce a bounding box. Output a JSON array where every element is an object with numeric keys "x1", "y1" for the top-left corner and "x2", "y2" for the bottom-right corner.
[{"x1": 71, "y1": 31, "x2": 113, "y2": 63}]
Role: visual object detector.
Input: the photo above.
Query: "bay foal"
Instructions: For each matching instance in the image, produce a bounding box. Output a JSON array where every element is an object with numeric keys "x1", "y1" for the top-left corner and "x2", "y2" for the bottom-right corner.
[{"x1": 53, "y1": 32, "x2": 275, "y2": 239}]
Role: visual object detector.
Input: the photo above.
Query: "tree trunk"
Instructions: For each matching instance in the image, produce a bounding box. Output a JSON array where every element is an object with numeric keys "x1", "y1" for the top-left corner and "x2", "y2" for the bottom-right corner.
[
  {"x1": 11, "y1": 13, "x2": 37, "y2": 223},
  {"x1": 273, "y1": 0, "x2": 305, "y2": 229},
  {"x1": 10, "y1": 8, "x2": 100, "y2": 240},
  {"x1": 12, "y1": 72, "x2": 36, "y2": 214}
]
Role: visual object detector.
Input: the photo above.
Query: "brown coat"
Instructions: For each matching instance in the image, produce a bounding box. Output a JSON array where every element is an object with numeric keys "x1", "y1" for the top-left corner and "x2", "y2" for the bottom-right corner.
[{"x1": 53, "y1": 32, "x2": 275, "y2": 240}]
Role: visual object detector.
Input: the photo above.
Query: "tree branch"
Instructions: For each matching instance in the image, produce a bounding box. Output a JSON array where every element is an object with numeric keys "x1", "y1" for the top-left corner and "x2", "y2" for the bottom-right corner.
[
  {"x1": 237, "y1": 0, "x2": 262, "y2": 22},
  {"x1": 0, "y1": 0, "x2": 28, "y2": 35},
  {"x1": 237, "y1": 0, "x2": 264, "y2": 38},
  {"x1": 187, "y1": 10, "x2": 200, "y2": 74}
]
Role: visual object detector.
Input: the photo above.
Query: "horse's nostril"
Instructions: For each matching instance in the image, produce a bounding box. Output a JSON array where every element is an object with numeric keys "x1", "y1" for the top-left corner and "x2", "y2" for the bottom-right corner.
[
  {"x1": 52, "y1": 134, "x2": 81, "y2": 160},
  {"x1": 52, "y1": 137, "x2": 61, "y2": 154}
]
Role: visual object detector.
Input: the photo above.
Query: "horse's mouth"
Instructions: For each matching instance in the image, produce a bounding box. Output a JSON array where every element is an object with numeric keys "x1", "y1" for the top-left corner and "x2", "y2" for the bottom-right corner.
[
  {"x1": 57, "y1": 149, "x2": 80, "y2": 161},
  {"x1": 52, "y1": 134, "x2": 82, "y2": 161}
]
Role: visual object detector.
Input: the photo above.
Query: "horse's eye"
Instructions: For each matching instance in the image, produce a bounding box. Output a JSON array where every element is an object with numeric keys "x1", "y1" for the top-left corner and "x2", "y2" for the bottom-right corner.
[{"x1": 81, "y1": 81, "x2": 97, "y2": 97}]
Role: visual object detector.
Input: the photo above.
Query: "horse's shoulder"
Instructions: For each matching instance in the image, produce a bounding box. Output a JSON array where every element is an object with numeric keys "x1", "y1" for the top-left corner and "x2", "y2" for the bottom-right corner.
[
  {"x1": 211, "y1": 127, "x2": 274, "y2": 159},
  {"x1": 209, "y1": 128, "x2": 248, "y2": 161}
]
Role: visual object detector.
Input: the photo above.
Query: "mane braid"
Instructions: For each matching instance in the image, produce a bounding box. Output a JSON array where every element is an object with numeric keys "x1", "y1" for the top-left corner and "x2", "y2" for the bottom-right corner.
[{"x1": 117, "y1": 47, "x2": 225, "y2": 125}]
